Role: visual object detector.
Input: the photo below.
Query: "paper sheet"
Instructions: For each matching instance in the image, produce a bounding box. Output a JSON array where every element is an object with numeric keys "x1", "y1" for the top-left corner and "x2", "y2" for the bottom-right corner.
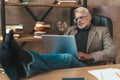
[{"x1": 88, "y1": 68, "x2": 120, "y2": 80}]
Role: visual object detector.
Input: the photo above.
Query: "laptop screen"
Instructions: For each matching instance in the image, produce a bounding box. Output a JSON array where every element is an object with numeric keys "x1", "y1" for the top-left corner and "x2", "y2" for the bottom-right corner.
[{"x1": 42, "y1": 35, "x2": 78, "y2": 59}]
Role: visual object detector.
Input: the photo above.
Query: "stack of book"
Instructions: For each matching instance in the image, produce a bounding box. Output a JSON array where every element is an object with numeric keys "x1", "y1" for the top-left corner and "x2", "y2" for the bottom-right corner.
[
  {"x1": 6, "y1": 24, "x2": 24, "y2": 39},
  {"x1": 57, "y1": 0, "x2": 77, "y2": 5},
  {"x1": 34, "y1": 21, "x2": 51, "y2": 38}
]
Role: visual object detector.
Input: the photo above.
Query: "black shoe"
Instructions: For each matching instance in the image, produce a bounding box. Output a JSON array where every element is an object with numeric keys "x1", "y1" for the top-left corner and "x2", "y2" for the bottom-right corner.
[
  {"x1": 4, "y1": 30, "x2": 32, "y2": 78},
  {"x1": 5, "y1": 30, "x2": 32, "y2": 64},
  {"x1": 0, "y1": 43, "x2": 19, "y2": 80},
  {"x1": 5, "y1": 30, "x2": 14, "y2": 44}
]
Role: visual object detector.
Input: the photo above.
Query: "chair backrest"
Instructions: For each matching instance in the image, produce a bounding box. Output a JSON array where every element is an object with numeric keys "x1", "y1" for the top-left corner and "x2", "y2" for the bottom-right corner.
[
  {"x1": 91, "y1": 15, "x2": 116, "y2": 64},
  {"x1": 91, "y1": 15, "x2": 113, "y2": 38}
]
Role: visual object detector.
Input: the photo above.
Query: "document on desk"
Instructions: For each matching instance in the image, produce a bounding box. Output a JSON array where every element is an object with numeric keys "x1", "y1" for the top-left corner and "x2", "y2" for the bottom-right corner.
[{"x1": 88, "y1": 68, "x2": 120, "y2": 80}]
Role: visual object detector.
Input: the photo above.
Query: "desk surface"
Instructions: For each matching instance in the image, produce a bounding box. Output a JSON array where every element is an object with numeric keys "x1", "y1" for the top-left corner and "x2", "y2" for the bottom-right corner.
[{"x1": 1, "y1": 64, "x2": 120, "y2": 80}]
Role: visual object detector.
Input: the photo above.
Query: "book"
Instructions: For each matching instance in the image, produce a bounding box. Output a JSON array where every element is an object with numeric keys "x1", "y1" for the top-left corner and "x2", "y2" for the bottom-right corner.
[
  {"x1": 34, "y1": 21, "x2": 51, "y2": 35},
  {"x1": 62, "y1": 77, "x2": 86, "y2": 80},
  {"x1": 57, "y1": 0, "x2": 77, "y2": 5},
  {"x1": 6, "y1": 24, "x2": 23, "y2": 34},
  {"x1": 6, "y1": 24, "x2": 23, "y2": 39}
]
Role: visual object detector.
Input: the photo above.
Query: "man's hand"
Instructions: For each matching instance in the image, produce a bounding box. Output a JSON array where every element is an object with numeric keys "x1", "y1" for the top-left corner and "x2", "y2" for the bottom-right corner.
[{"x1": 78, "y1": 52, "x2": 93, "y2": 60}]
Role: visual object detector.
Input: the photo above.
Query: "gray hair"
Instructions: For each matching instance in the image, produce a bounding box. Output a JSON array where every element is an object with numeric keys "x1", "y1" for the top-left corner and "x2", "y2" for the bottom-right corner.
[{"x1": 74, "y1": 7, "x2": 90, "y2": 15}]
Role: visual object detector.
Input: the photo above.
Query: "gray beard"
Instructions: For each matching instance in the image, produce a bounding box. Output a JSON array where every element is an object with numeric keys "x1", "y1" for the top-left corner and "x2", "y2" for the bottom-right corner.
[{"x1": 77, "y1": 24, "x2": 87, "y2": 29}]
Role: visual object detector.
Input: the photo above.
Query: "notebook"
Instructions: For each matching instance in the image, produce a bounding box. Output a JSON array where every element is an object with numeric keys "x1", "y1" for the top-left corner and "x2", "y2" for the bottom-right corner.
[
  {"x1": 42, "y1": 35, "x2": 78, "y2": 58},
  {"x1": 62, "y1": 77, "x2": 86, "y2": 80}
]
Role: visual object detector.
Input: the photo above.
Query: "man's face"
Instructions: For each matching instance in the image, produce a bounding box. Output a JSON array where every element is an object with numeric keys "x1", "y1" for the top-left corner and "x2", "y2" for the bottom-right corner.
[{"x1": 75, "y1": 12, "x2": 91, "y2": 29}]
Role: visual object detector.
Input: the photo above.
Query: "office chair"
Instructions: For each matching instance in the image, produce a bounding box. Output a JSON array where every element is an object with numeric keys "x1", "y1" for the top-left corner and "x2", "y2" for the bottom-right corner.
[
  {"x1": 91, "y1": 15, "x2": 113, "y2": 38},
  {"x1": 91, "y1": 15, "x2": 116, "y2": 64}
]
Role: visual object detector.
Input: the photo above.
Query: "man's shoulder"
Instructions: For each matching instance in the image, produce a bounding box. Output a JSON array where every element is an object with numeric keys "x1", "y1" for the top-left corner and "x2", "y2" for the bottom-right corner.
[
  {"x1": 91, "y1": 25, "x2": 108, "y2": 31},
  {"x1": 64, "y1": 26, "x2": 77, "y2": 35}
]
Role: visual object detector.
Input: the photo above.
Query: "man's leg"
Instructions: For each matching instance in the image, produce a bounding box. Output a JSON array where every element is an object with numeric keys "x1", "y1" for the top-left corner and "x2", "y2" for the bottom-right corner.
[
  {"x1": 2, "y1": 30, "x2": 87, "y2": 78},
  {"x1": 18, "y1": 51, "x2": 87, "y2": 78}
]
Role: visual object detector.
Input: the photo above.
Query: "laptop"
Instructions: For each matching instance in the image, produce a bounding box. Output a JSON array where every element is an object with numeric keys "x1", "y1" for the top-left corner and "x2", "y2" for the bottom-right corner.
[{"x1": 42, "y1": 35, "x2": 78, "y2": 59}]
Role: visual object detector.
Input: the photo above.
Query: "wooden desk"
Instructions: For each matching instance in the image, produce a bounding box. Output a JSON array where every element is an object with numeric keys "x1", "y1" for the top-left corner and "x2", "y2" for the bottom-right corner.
[{"x1": 1, "y1": 64, "x2": 120, "y2": 80}]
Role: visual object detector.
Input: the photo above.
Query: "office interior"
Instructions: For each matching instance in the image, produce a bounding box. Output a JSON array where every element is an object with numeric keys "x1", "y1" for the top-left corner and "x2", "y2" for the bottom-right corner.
[
  {"x1": 1, "y1": 0, "x2": 120, "y2": 80},
  {"x1": 0, "y1": 1, "x2": 120, "y2": 63}
]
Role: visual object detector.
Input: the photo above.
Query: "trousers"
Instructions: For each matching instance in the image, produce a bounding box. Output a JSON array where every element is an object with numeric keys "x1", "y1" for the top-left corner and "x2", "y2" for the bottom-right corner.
[{"x1": 22, "y1": 50, "x2": 87, "y2": 78}]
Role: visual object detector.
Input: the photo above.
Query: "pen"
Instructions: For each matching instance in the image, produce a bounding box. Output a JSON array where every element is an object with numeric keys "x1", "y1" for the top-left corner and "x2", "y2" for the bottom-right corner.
[
  {"x1": 115, "y1": 72, "x2": 120, "y2": 78},
  {"x1": 100, "y1": 71, "x2": 104, "y2": 80}
]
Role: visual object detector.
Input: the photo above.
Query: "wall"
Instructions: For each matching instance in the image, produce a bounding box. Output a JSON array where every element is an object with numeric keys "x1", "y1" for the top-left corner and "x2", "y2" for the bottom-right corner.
[{"x1": 0, "y1": 0, "x2": 120, "y2": 62}]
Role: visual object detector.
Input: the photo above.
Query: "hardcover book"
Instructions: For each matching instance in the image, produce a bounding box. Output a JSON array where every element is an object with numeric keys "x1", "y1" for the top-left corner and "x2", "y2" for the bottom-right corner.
[
  {"x1": 34, "y1": 21, "x2": 51, "y2": 37},
  {"x1": 57, "y1": 0, "x2": 77, "y2": 5},
  {"x1": 6, "y1": 24, "x2": 23, "y2": 34}
]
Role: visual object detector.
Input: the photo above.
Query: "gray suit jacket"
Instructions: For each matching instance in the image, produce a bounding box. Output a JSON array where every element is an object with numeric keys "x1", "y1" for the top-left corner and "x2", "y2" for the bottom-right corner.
[{"x1": 64, "y1": 25, "x2": 116, "y2": 63}]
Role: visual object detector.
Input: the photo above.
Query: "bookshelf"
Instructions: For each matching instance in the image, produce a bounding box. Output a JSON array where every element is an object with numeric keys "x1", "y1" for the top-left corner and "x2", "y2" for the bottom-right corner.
[
  {"x1": 5, "y1": 2, "x2": 97, "y2": 8},
  {"x1": 1, "y1": 0, "x2": 97, "y2": 43}
]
